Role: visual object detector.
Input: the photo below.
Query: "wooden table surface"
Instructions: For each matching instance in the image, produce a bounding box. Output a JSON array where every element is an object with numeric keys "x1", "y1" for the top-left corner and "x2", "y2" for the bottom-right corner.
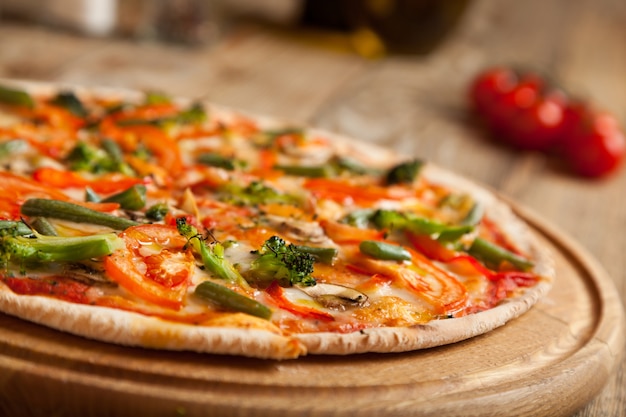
[{"x1": 0, "y1": 0, "x2": 624, "y2": 415}]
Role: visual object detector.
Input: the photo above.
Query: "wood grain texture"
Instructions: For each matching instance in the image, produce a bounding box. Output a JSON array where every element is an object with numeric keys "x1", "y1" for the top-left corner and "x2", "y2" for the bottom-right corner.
[
  {"x1": 0, "y1": 207, "x2": 621, "y2": 417},
  {"x1": 0, "y1": 0, "x2": 624, "y2": 414}
]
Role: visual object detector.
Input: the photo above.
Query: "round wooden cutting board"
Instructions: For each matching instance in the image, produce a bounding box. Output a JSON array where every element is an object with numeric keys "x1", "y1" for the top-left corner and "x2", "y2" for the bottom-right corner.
[{"x1": 0, "y1": 206, "x2": 623, "y2": 417}]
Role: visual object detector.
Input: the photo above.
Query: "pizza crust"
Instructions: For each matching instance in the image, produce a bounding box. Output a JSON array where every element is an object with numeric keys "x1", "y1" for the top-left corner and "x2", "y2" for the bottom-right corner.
[
  {"x1": 0, "y1": 79, "x2": 555, "y2": 360},
  {"x1": 0, "y1": 288, "x2": 307, "y2": 359}
]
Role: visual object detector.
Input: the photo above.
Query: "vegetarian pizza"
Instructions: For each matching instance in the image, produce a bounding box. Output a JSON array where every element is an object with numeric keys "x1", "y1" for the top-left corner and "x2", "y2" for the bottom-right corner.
[{"x1": 0, "y1": 81, "x2": 553, "y2": 359}]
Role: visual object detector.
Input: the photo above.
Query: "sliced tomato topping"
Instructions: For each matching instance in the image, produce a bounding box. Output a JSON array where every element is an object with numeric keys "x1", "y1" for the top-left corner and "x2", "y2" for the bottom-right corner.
[
  {"x1": 104, "y1": 224, "x2": 194, "y2": 310},
  {"x1": 303, "y1": 178, "x2": 415, "y2": 206},
  {"x1": 265, "y1": 281, "x2": 334, "y2": 322}
]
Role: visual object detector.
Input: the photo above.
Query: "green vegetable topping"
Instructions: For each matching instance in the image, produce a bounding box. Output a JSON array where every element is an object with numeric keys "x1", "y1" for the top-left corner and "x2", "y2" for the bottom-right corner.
[
  {"x1": 247, "y1": 236, "x2": 317, "y2": 287},
  {"x1": 194, "y1": 280, "x2": 272, "y2": 320},
  {"x1": 176, "y1": 102, "x2": 207, "y2": 125},
  {"x1": 102, "y1": 184, "x2": 147, "y2": 211},
  {"x1": 176, "y1": 218, "x2": 250, "y2": 288},
  {"x1": 275, "y1": 156, "x2": 383, "y2": 178},
  {"x1": 332, "y1": 156, "x2": 382, "y2": 176},
  {"x1": 384, "y1": 159, "x2": 423, "y2": 185},
  {"x1": 253, "y1": 127, "x2": 303, "y2": 148},
  {"x1": 274, "y1": 164, "x2": 335, "y2": 178},
  {"x1": 144, "y1": 91, "x2": 172, "y2": 105},
  {"x1": 369, "y1": 209, "x2": 474, "y2": 242},
  {"x1": 359, "y1": 240, "x2": 412, "y2": 261},
  {"x1": 0, "y1": 221, "x2": 123, "y2": 270},
  {"x1": 66, "y1": 140, "x2": 134, "y2": 175},
  {"x1": 116, "y1": 102, "x2": 207, "y2": 127},
  {"x1": 0, "y1": 220, "x2": 33, "y2": 236},
  {"x1": 145, "y1": 203, "x2": 169, "y2": 221},
  {"x1": 21, "y1": 199, "x2": 139, "y2": 230},
  {"x1": 29, "y1": 217, "x2": 58, "y2": 236},
  {"x1": 294, "y1": 245, "x2": 337, "y2": 265},
  {"x1": 49, "y1": 91, "x2": 88, "y2": 117},
  {"x1": 467, "y1": 237, "x2": 534, "y2": 271},
  {"x1": 0, "y1": 85, "x2": 34, "y2": 108},
  {"x1": 0, "y1": 140, "x2": 26, "y2": 159},
  {"x1": 218, "y1": 181, "x2": 300, "y2": 206},
  {"x1": 84, "y1": 187, "x2": 101, "y2": 203},
  {"x1": 197, "y1": 153, "x2": 236, "y2": 171}
]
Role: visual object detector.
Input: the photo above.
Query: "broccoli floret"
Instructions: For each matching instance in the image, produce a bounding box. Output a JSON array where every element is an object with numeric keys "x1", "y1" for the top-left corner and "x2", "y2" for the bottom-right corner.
[
  {"x1": 247, "y1": 236, "x2": 316, "y2": 288},
  {"x1": 65, "y1": 139, "x2": 134, "y2": 175},
  {"x1": 0, "y1": 220, "x2": 123, "y2": 272},
  {"x1": 176, "y1": 218, "x2": 250, "y2": 289},
  {"x1": 218, "y1": 181, "x2": 300, "y2": 206},
  {"x1": 145, "y1": 203, "x2": 169, "y2": 221}
]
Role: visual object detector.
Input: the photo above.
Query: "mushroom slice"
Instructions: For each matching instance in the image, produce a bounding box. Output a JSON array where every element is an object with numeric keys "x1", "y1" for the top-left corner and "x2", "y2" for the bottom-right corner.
[
  {"x1": 297, "y1": 283, "x2": 368, "y2": 310},
  {"x1": 262, "y1": 214, "x2": 329, "y2": 244},
  {"x1": 61, "y1": 261, "x2": 117, "y2": 287}
]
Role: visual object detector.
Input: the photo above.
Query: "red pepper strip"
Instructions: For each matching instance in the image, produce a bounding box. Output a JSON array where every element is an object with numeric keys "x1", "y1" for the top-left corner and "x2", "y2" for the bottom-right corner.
[
  {"x1": 265, "y1": 281, "x2": 334, "y2": 322},
  {"x1": 487, "y1": 272, "x2": 540, "y2": 306},
  {"x1": 303, "y1": 178, "x2": 415, "y2": 206},
  {"x1": 349, "y1": 247, "x2": 468, "y2": 316},
  {"x1": 32, "y1": 167, "x2": 145, "y2": 194},
  {"x1": 258, "y1": 148, "x2": 277, "y2": 171},
  {"x1": 99, "y1": 116, "x2": 184, "y2": 177},
  {"x1": 0, "y1": 171, "x2": 120, "y2": 215},
  {"x1": 17, "y1": 127, "x2": 77, "y2": 159},
  {"x1": 320, "y1": 219, "x2": 385, "y2": 244},
  {"x1": 406, "y1": 232, "x2": 456, "y2": 262},
  {"x1": 114, "y1": 103, "x2": 180, "y2": 121},
  {"x1": 32, "y1": 167, "x2": 89, "y2": 189},
  {"x1": 0, "y1": 198, "x2": 21, "y2": 220},
  {"x1": 0, "y1": 171, "x2": 70, "y2": 202},
  {"x1": 125, "y1": 125, "x2": 184, "y2": 176},
  {"x1": 480, "y1": 216, "x2": 527, "y2": 256},
  {"x1": 1, "y1": 275, "x2": 91, "y2": 304},
  {"x1": 409, "y1": 231, "x2": 497, "y2": 277},
  {"x1": 407, "y1": 232, "x2": 540, "y2": 284},
  {"x1": 35, "y1": 103, "x2": 86, "y2": 131},
  {"x1": 447, "y1": 255, "x2": 495, "y2": 278},
  {"x1": 404, "y1": 248, "x2": 469, "y2": 314},
  {"x1": 491, "y1": 271, "x2": 539, "y2": 286}
]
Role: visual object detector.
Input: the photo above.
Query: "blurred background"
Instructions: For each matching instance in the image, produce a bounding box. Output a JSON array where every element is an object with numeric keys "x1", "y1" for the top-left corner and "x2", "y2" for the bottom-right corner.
[
  {"x1": 0, "y1": 1, "x2": 624, "y2": 416},
  {"x1": 0, "y1": 0, "x2": 471, "y2": 55}
]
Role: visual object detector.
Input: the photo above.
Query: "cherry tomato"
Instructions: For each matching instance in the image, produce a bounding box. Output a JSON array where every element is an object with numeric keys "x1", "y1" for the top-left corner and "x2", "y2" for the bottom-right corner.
[
  {"x1": 469, "y1": 67, "x2": 518, "y2": 120},
  {"x1": 471, "y1": 69, "x2": 566, "y2": 151},
  {"x1": 487, "y1": 74, "x2": 542, "y2": 135},
  {"x1": 561, "y1": 109, "x2": 626, "y2": 177},
  {"x1": 469, "y1": 66, "x2": 625, "y2": 177},
  {"x1": 503, "y1": 91, "x2": 567, "y2": 151},
  {"x1": 104, "y1": 224, "x2": 195, "y2": 310}
]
